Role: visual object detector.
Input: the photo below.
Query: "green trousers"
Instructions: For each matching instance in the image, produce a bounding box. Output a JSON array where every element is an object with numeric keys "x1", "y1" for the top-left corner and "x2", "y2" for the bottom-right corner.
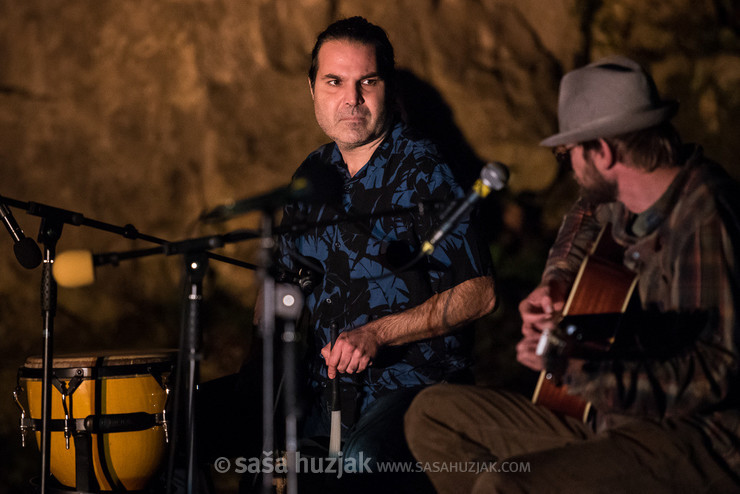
[{"x1": 404, "y1": 383, "x2": 738, "y2": 493}]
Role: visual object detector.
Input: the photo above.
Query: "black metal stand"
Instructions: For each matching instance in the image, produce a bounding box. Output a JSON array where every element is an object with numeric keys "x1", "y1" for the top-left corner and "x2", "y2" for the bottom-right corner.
[
  {"x1": 0, "y1": 194, "x2": 257, "y2": 494},
  {"x1": 258, "y1": 212, "x2": 277, "y2": 494},
  {"x1": 161, "y1": 240, "x2": 249, "y2": 494},
  {"x1": 3, "y1": 186, "x2": 361, "y2": 494},
  {"x1": 37, "y1": 216, "x2": 64, "y2": 494},
  {"x1": 275, "y1": 284, "x2": 302, "y2": 494},
  {"x1": 183, "y1": 252, "x2": 207, "y2": 494},
  {"x1": 253, "y1": 206, "x2": 305, "y2": 494}
]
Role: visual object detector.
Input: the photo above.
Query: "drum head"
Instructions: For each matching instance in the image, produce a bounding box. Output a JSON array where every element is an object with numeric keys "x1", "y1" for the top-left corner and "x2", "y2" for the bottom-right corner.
[
  {"x1": 20, "y1": 350, "x2": 177, "y2": 379},
  {"x1": 17, "y1": 350, "x2": 176, "y2": 490},
  {"x1": 23, "y1": 349, "x2": 177, "y2": 368}
]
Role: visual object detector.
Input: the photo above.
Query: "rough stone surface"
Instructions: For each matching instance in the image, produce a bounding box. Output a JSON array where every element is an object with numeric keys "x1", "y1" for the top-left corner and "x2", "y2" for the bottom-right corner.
[{"x1": 1, "y1": 1, "x2": 738, "y2": 489}]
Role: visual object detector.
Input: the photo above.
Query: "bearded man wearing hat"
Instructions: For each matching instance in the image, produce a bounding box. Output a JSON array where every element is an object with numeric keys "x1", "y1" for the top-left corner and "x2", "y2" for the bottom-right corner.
[{"x1": 404, "y1": 56, "x2": 740, "y2": 493}]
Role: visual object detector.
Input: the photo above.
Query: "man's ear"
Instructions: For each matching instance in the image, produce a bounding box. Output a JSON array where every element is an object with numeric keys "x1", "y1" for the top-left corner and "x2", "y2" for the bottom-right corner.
[
  {"x1": 594, "y1": 138, "x2": 615, "y2": 171},
  {"x1": 308, "y1": 77, "x2": 315, "y2": 100}
]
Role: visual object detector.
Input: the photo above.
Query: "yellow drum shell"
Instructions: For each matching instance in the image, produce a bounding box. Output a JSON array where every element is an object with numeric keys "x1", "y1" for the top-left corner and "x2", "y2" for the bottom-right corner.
[{"x1": 18, "y1": 351, "x2": 175, "y2": 491}]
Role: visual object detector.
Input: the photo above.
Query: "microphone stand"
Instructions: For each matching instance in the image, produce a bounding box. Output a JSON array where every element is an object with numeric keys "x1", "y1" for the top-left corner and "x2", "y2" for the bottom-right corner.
[
  {"x1": 181, "y1": 250, "x2": 208, "y2": 494},
  {"x1": 37, "y1": 215, "x2": 63, "y2": 494},
  {"x1": 255, "y1": 213, "x2": 303, "y2": 494},
  {"x1": 68, "y1": 222, "x2": 299, "y2": 494},
  {"x1": 275, "y1": 283, "x2": 303, "y2": 494},
  {"x1": 0, "y1": 195, "x2": 257, "y2": 493},
  {"x1": 258, "y1": 211, "x2": 277, "y2": 494}
]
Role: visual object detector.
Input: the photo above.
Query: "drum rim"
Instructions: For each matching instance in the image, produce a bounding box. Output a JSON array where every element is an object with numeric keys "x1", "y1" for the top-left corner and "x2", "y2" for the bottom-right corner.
[
  {"x1": 23, "y1": 349, "x2": 177, "y2": 365},
  {"x1": 19, "y1": 349, "x2": 177, "y2": 379}
]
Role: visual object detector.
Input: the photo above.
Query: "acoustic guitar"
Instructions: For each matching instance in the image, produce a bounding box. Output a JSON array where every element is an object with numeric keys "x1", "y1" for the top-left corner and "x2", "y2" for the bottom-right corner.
[{"x1": 531, "y1": 225, "x2": 638, "y2": 422}]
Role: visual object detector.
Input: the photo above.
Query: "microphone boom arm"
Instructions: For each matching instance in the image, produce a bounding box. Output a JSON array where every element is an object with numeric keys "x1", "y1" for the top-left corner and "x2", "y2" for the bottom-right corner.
[{"x1": 0, "y1": 194, "x2": 257, "y2": 270}]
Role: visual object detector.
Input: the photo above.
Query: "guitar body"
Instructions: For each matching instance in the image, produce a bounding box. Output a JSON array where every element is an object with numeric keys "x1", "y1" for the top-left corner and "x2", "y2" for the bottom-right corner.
[
  {"x1": 532, "y1": 369, "x2": 592, "y2": 422},
  {"x1": 531, "y1": 225, "x2": 638, "y2": 422}
]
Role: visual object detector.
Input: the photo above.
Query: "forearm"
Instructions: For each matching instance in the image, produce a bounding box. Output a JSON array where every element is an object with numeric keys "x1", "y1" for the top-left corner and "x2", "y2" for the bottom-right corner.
[
  {"x1": 542, "y1": 198, "x2": 601, "y2": 286},
  {"x1": 565, "y1": 338, "x2": 737, "y2": 418},
  {"x1": 366, "y1": 275, "x2": 496, "y2": 347},
  {"x1": 563, "y1": 219, "x2": 740, "y2": 417}
]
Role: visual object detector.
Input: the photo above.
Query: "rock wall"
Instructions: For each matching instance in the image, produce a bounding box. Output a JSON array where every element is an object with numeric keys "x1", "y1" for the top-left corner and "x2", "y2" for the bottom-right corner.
[{"x1": 1, "y1": 0, "x2": 738, "y2": 489}]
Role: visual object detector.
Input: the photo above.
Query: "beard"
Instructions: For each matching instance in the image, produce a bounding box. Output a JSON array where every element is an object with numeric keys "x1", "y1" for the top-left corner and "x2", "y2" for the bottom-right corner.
[{"x1": 577, "y1": 155, "x2": 618, "y2": 206}]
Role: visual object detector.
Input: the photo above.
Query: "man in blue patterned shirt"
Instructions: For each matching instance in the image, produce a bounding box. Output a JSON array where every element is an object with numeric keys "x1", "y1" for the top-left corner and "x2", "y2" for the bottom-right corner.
[{"x1": 278, "y1": 17, "x2": 497, "y2": 468}]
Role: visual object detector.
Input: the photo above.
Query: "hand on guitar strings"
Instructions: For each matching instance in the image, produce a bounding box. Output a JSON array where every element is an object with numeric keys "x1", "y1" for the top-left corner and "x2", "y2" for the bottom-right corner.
[{"x1": 517, "y1": 280, "x2": 568, "y2": 371}]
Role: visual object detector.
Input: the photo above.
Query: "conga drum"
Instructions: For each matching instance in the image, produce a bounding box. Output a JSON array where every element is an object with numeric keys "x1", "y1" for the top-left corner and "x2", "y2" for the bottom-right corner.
[{"x1": 15, "y1": 351, "x2": 175, "y2": 491}]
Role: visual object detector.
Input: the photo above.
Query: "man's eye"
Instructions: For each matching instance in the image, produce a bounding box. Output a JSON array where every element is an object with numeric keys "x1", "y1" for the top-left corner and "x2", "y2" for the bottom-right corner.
[
  {"x1": 327, "y1": 80, "x2": 340, "y2": 86},
  {"x1": 362, "y1": 79, "x2": 378, "y2": 86}
]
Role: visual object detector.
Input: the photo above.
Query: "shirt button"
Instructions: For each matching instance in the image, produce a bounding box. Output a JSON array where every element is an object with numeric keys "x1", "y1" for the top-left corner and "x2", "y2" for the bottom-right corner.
[
  {"x1": 329, "y1": 323, "x2": 337, "y2": 330},
  {"x1": 326, "y1": 298, "x2": 332, "y2": 304},
  {"x1": 334, "y1": 242, "x2": 340, "y2": 249},
  {"x1": 631, "y1": 251, "x2": 640, "y2": 260}
]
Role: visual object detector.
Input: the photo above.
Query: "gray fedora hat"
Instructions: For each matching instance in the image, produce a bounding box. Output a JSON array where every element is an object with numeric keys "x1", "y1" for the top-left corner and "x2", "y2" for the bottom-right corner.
[{"x1": 540, "y1": 56, "x2": 678, "y2": 147}]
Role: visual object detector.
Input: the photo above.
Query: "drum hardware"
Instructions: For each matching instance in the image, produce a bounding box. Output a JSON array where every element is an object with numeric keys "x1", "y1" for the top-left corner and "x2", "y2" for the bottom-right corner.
[
  {"x1": 15, "y1": 411, "x2": 168, "y2": 435},
  {"x1": 161, "y1": 386, "x2": 171, "y2": 443},
  {"x1": 8, "y1": 190, "x2": 318, "y2": 493},
  {"x1": 146, "y1": 362, "x2": 172, "y2": 444},
  {"x1": 13, "y1": 385, "x2": 29, "y2": 447},
  {"x1": 16, "y1": 352, "x2": 176, "y2": 491},
  {"x1": 54, "y1": 373, "x2": 85, "y2": 450},
  {"x1": 0, "y1": 194, "x2": 256, "y2": 493},
  {"x1": 45, "y1": 234, "x2": 257, "y2": 494}
]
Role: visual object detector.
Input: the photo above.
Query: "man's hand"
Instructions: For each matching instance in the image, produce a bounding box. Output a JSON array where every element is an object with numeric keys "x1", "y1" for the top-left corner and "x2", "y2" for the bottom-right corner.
[
  {"x1": 318, "y1": 276, "x2": 496, "y2": 378},
  {"x1": 516, "y1": 325, "x2": 545, "y2": 371},
  {"x1": 321, "y1": 325, "x2": 381, "y2": 379},
  {"x1": 517, "y1": 281, "x2": 567, "y2": 371}
]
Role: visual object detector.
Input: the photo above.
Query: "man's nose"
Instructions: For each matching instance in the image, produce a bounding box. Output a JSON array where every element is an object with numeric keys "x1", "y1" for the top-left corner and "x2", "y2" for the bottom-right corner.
[{"x1": 344, "y1": 83, "x2": 364, "y2": 106}]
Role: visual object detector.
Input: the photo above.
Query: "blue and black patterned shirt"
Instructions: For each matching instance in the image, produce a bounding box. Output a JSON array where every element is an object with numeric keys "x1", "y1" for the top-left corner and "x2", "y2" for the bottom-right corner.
[{"x1": 278, "y1": 121, "x2": 492, "y2": 415}]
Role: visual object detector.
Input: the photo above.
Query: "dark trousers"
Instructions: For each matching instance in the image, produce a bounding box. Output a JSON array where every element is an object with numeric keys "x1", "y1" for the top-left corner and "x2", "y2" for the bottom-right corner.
[
  {"x1": 297, "y1": 386, "x2": 435, "y2": 493},
  {"x1": 196, "y1": 373, "x2": 434, "y2": 493},
  {"x1": 301, "y1": 387, "x2": 420, "y2": 465},
  {"x1": 405, "y1": 383, "x2": 740, "y2": 493}
]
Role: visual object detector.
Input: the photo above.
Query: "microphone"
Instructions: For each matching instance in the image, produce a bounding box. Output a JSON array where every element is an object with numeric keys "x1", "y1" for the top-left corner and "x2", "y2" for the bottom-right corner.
[
  {"x1": 52, "y1": 250, "x2": 97, "y2": 288},
  {"x1": 421, "y1": 161, "x2": 509, "y2": 255},
  {"x1": 277, "y1": 257, "x2": 324, "y2": 294},
  {"x1": 53, "y1": 248, "x2": 160, "y2": 288},
  {"x1": 200, "y1": 178, "x2": 311, "y2": 223},
  {"x1": 0, "y1": 201, "x2": 42, "y2": 269}
]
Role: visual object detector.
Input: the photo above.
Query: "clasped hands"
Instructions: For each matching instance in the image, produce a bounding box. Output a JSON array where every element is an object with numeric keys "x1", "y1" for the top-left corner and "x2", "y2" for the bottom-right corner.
[{"x1": 321, "y1": 325, "x2": 381, "y2": 379}]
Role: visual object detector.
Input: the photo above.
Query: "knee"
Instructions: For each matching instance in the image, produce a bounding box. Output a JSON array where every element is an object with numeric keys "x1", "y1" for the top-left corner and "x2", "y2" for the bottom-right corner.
[
  {"x1": 404, "y1": 384, "x2": 452, "y2": 441},
  {"x1": 405, "y1": 383, "x2": 475, "y2": 460}
]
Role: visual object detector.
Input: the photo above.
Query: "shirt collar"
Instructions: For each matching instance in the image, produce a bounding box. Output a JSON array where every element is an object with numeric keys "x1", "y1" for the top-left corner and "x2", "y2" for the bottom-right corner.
[
  {"x1": 328, "y1": 120, "x2": 402, "y2": 181},
  {"x1": 630, "y1": 146, "x2": 701, "y2": 237}
]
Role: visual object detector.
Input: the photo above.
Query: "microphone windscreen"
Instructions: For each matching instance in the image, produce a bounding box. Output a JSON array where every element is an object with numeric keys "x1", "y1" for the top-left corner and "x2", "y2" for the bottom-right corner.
[
  {"x1": 482, "y1": 161, "x2": 509, "y2": 191},
  {"x1": 14, "y1": 237, "x2": 42, "y2": 269},
  {"x1": 53, "y1": 250, "x2": 95, "y2": 288}
]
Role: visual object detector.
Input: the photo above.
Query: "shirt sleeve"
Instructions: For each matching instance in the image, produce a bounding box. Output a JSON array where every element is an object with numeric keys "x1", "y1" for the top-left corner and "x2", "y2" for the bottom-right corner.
[
  {"x1": 413, "y1": 160, "x2": 493, "y2": 294},
  {"x1": 564, "y1": 217, "x2": 739, "y2": 420},
  {"x1": 541, "y1": 198, "x2": 602, "y2": 288}
]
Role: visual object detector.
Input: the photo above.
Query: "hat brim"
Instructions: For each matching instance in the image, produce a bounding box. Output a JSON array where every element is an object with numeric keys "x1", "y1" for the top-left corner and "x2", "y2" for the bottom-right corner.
[{"x1": 539, "y1": 101, "x2": 678, "y2": 147}]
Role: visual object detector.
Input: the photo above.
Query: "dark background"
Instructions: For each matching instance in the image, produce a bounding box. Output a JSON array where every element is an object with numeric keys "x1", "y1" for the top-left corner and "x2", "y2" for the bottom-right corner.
[{"x1": 1, "y1": 0, "x2": 739, "y2": 491}]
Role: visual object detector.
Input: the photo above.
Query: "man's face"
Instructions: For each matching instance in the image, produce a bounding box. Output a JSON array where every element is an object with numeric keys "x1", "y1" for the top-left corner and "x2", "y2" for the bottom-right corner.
[
  {"x1": 570, "y1": 146, "x2": 618, "y2": 205},
  {"x1": 310, "y1": 39, "x2": 390, "y2": 151}
]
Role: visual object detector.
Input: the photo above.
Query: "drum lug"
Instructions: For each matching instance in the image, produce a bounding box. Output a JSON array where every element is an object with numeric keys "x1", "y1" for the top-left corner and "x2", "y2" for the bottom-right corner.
[
  {"x1": 60, "y1": 393, "x2": 72, "y2": 449},
  {"x1": 12, "y1": 386, "x2": 28, "y2": 447},
  {"x1": 160, "y1": 388, "x2": 171, "y2": 443},
  {"x1": 55, "y1": 373, "x2": 84, "y2": 450},
  {"x1": 150, "y1": 363, "x2": 173, "y2": 443}
]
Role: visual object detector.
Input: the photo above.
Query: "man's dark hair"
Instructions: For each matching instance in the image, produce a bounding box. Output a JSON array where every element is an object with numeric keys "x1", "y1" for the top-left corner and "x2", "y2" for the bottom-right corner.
[
  {"x1": 581, "y1": 122, "x2": 684, "y2": 172},
  {"x1": 308, "y1": 16, "x2": 395, "y2": 93}
]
